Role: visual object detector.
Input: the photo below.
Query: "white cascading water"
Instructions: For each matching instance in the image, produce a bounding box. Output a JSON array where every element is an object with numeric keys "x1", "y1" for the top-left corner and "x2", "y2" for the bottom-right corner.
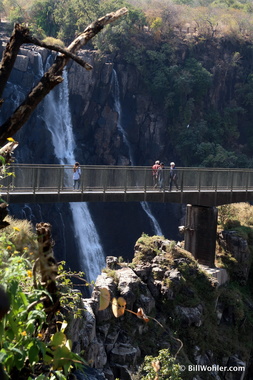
[
  {"x1": 112, "y1": 70, "x2": 135, "y2": 166},
  {"x1": 42, "y1": 64, "x2": 105, "y2": 283},
  {"x1": 36, "y1": 52, "x2": 44, "y2": 78},
  {"x1": 111, "y1": 70, "x2": 163, "y2": 236}
]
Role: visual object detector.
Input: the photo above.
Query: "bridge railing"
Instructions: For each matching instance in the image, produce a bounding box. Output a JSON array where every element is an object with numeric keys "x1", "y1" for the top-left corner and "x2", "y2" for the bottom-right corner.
[
  {"x1": 180, "y1": 168, "x2": 253, "y2": 191},
  {"x1": 1, "y1": 164, "x2": 253, "y2": 192}
]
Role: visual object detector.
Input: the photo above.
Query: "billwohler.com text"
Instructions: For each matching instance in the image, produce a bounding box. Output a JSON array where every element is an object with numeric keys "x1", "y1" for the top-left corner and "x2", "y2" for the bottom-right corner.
[{"x1": 179, "y1": 364, "x2": 245, "y2": 373}]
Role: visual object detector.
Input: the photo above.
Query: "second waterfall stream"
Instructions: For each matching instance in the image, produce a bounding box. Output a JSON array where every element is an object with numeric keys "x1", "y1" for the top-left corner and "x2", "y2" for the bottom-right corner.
[{"x1": 111, "y1": 69, "x2": 163, "y2": 236}]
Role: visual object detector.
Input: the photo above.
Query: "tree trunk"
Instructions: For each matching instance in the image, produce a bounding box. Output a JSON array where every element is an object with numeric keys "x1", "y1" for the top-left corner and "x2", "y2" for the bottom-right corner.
[{"x1": 36, "y1": 222, "x2": 59, "y2": 313}]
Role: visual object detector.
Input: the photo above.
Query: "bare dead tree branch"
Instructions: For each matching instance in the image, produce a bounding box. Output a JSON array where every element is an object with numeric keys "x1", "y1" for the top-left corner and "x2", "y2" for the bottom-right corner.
[
  {"x1": 0, "y1": 7, "x2": 128, "y2": 145},
  {"x1": 0, "y1": 24, "x2": 29, "y2": 99},
  {"x1": 24, "y1": 34, "x2": 93, "y2": 70}
]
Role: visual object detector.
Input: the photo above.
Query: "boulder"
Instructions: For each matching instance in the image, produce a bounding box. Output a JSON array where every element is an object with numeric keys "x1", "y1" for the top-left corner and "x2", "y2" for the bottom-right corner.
[
  {"x1": 106, "y1": 256, "x2": 121, "y2": 269},
  {"x1": 175, "y1": 304, "x2": 204, "y2": 327},
  {"x1": 116, "y1": 267, "x2": 141, "y2": 309},
  {"x1": 14, "y1": 54, "x2": 29, "y2": 72},
  {"x1": 109, "y1": 343, "x2": 141, "y2": 365}
]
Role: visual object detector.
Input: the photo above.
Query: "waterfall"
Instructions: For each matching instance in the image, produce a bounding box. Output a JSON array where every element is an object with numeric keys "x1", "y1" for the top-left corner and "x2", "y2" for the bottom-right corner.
[
  {"x1": 43, "y1": 68, "x2": 105, "y2": 283},
  {"x1": 140, "y1": 201, "x2": 163, "y2": 236},
  {"x1": 111, "y1": 70, "x2": 163, "y2": 236},
  {"x1": 43, "y1": 71, "x2": 76, "y2": 164},
  {"x1": 112, "y1": 70, "x2": 135, "y2": 165},
  {"x1": 21, "y1": 204, "x2": 36, "y2": 221},
  {"x1": 35, "y1": 52, "x2": 44, "y2": 78}
]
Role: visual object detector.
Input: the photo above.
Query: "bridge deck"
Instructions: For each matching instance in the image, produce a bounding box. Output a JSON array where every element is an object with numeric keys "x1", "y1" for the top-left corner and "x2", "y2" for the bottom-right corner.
[
  {"x1": 1, "y1": 164, "x2": 253, "y2": 206},
  {"x1": 1, "y1": 188, "x2": 253, "y2": 206}
]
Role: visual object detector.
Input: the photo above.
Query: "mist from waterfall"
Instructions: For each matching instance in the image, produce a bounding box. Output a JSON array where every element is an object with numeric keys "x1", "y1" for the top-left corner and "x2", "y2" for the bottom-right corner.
[
  {"x1": 111, "y1": 69, "x2": 163, "y2": 236},
  {"x1": 43, "y1": 66, "x2": 105, "y2": 283}
]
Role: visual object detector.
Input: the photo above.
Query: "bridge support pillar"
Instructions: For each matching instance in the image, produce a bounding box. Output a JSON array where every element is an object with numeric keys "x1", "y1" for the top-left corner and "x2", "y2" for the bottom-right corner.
[{"x1": 184, "y1": 204, "x2": 218, "y2": 267}]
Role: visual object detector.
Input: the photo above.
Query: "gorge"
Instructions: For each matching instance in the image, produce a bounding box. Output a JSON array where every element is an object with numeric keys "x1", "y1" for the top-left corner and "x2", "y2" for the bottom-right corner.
[{"x1": 0, "y1": 40, "x2": 184, "y2": 282}]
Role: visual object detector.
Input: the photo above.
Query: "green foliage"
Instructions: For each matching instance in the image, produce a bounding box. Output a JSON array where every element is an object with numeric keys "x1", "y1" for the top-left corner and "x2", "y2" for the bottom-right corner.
[
  {"x1": 94, "y1": 0, "x2": 146, "y2": 54},
  {"x1": 183, "y1": 58, "x2": 212, "y2": 99},
  {"x1": 245, "y1": 2, "x2": 253, "y2": 13},
  {"x1": 150, "y1": 16, "x2": 162, "y2": 30},
  {"x1": 236, "y1": 74, "x2": 253, "y2": 107},
  {"x1": 218, "y1": 286, "x2": 245, "y2": 324},
  {"x1": 21, "y1": 0, "x2": 101, "y2": 43},
  {"x1": 0, "y1": 226, "x2": 85, "y2": 379},
  {"x1": 28, "y1": 0, "x2": 57, "y2": 37},
  {"x1": 140, "y1": 348, "x2": 182, "y2": 379},
  {"x1": 224, "y1": 218, "x2": 241, "y2": 229},
  {"x1": 199, "y1": 144, "x2": 239, "y2": 167},
  {"x1": 0, "y1": 235, "x2": 46, "y2": 377},
  {"x1": 231, "y1": 225, "x2": 253, "y2": 244},
  {"x1": 0, "y1": 161, "x2": 15, "y2": 188},
  {"x1": 44, "y1": 331, "x2": 83, "y2": 376},
  {"x1": 3, "y1": 0, "x2": 25, "y2": 24},
  {"x1": 218, "y1": 204, "x2": 234, "y2": 226},
  {"x1": 53, "y1": 0, "x2": 78, "y2": 43},
  {"x1": 211, "y1": 0, "x2": 244, "y2": 10}
]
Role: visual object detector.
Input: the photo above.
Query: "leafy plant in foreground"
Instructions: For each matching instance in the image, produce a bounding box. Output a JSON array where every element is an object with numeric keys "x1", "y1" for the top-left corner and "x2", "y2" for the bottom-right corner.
[{"x1": 0, "y1": 230, "x2": 86, "y2": 379}]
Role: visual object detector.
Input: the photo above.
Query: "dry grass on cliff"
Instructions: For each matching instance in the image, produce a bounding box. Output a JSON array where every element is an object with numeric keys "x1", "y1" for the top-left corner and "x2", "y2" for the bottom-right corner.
[
  {"x1": 42, "y1": 37, "x2": 65, "y2": 47},
  {"x1": 231, "y1": 203, "x2": 253, "y2": 226},
  {"x1": 218, "y1": 202, "x2": 253, "y2": 228},
  {"x1": 1, "y1": 215, "x2": 38, "y2": 253}
]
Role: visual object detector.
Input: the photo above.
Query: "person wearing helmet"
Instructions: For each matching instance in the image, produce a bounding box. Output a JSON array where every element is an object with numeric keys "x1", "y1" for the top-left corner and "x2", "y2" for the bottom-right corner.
[{"x1": 169, "y1": 162, "x2": 179, "y2": 191}]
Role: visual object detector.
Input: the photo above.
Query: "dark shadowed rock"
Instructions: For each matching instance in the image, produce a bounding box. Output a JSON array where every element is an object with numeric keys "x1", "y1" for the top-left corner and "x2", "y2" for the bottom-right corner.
[{"x1": 0, "y1": 286, "x2": 10, "y2": 320}]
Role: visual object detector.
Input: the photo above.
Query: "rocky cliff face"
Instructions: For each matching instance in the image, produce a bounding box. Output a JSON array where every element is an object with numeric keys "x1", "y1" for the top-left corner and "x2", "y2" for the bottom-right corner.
[
  {"x1": 218, "y1": 230, "x2": 252, "y2": 285},
  {"x1": 0, "y1": 41, "x2": 183, "y2": 269},
  {"x1": 66, "y1": 50, "x2": 170, "y2": 166},
  {"x1": 66, "y1": 234, "x2": 253, "y2": 380}
]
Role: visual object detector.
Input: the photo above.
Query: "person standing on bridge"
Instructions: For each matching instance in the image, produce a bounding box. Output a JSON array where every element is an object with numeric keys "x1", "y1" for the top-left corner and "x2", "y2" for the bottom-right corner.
[
  {"x1": 169, "y1": 162, "x2": 179, "y2": 191},
  {"x1": 157, "y1": 162, "x2": 165, "y2": 191},
  {"x1": 73, "y1": 162, "x2": 81, "y2": 190},
  {"x1": 152, "y1": 160, "x2": 160, "y2": 188}
]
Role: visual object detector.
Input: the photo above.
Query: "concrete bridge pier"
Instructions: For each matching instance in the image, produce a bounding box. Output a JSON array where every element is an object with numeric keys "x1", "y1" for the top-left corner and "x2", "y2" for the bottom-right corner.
[{"x1": 184, "y1": 204, "x2": 218, "y2": 267}]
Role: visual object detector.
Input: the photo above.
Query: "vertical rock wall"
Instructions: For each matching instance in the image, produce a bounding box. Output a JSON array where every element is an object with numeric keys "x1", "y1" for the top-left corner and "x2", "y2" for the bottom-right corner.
[{"x1": 67, "y1": 51, "x2": 171, "y2": 166}]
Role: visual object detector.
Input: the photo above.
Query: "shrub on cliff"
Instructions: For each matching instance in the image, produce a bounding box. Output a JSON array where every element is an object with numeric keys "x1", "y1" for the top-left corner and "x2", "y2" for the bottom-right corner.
[{"x1": 139, "y1": 348, "x2": 182, "y2": 380}]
